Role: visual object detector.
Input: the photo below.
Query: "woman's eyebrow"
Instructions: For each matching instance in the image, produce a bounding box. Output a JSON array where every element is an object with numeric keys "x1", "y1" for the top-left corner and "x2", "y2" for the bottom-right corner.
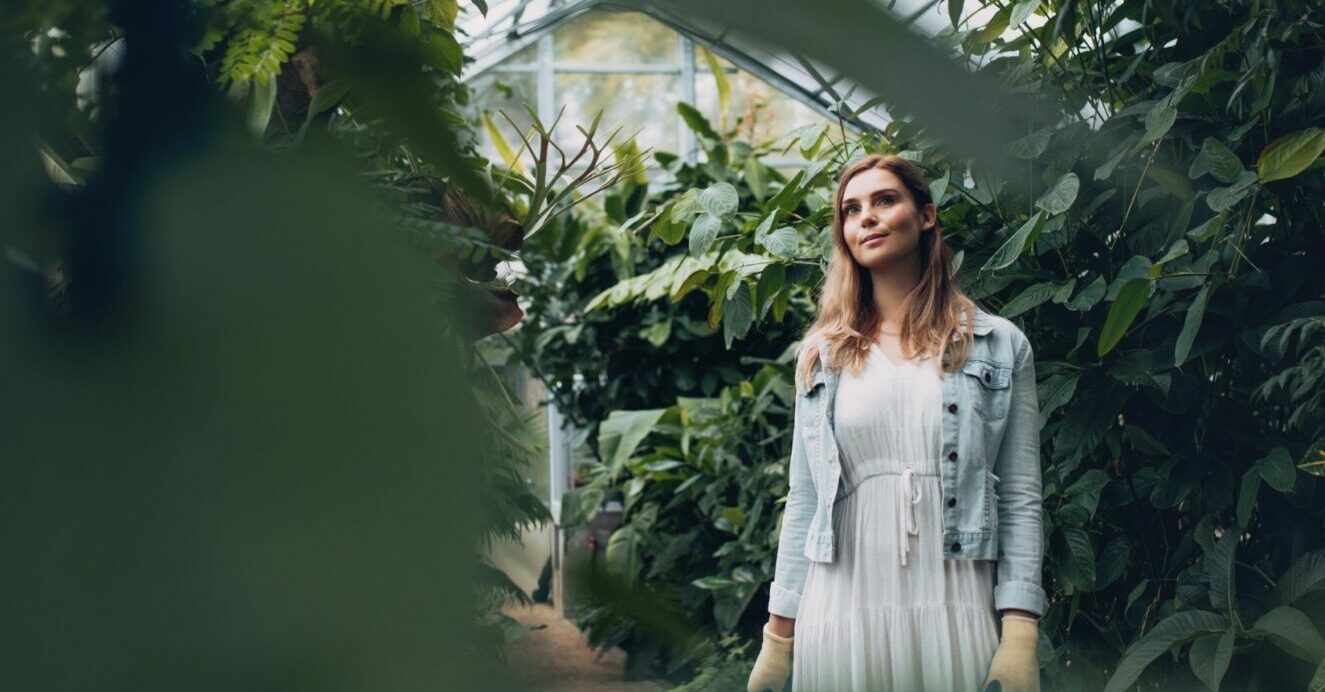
[{"x1": 842, "y1": 187, "x2": 902, "y2": 204}]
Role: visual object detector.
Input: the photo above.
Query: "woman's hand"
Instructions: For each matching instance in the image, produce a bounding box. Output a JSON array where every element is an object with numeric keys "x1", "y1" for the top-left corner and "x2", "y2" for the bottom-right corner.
[
  {"x1": 747, "y1": 623, "x2": 794, "y2": 692},
  {"x1": 983, "y1": 615, "x2": 1040, "y2": 692}
]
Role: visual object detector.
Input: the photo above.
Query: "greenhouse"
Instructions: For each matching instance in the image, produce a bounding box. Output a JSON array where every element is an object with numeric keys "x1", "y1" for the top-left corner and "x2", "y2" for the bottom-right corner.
[{"x1": 5, "y1": 1, "x2": 1325, "y2": 691}]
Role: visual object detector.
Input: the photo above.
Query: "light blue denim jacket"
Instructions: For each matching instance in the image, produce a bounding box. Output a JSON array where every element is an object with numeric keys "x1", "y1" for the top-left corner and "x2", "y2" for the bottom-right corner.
[{"x1": 768, "y1": 307, "x2": 1048, "y2": 618}]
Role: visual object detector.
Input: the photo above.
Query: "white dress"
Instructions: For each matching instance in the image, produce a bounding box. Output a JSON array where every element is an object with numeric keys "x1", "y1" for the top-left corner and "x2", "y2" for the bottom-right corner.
[{"x1": 791, "y1": 345, "x2": 1000, "y2": 692}]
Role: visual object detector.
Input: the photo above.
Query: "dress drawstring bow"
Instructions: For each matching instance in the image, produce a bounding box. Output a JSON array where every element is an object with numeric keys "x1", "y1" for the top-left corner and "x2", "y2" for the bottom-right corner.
[{"x1": 900, "y1": 466, "x2": 921, "y2": 566}]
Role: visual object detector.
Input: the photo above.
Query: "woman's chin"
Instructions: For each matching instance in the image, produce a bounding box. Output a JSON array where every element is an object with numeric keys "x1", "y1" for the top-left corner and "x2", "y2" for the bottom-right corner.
[{"x1": 857, "y1": 253, "x2": 906, "y2": 272}]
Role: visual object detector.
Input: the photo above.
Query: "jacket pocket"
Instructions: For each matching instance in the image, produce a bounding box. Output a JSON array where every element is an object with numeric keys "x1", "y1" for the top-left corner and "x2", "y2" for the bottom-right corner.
[
  {"x1": 985, "y1": 471, "x2": 1001, "y2": 534},
  {"x1": 960, "y1": 358, "x2": 1011, "y2": 420}
]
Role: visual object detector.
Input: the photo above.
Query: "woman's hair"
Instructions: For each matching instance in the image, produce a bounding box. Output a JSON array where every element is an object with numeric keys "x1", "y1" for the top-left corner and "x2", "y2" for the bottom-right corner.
[{"x1": 795, "y1": 153, "x2": 978, "y2": 391}]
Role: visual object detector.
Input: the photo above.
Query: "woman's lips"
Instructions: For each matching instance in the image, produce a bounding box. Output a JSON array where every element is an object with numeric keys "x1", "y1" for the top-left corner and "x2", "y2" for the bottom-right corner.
[{"x1": 862, "y1": 233, "x2": 889, "y2": 245}]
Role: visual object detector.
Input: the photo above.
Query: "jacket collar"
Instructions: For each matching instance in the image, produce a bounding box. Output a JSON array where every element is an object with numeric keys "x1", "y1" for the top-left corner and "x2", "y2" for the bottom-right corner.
[
  {"x1": 797, "y1": 307, "x2": 995, "y2": 395},
  {"x1": 962, "y1": 306, "x2": 996, "y2": 337}
]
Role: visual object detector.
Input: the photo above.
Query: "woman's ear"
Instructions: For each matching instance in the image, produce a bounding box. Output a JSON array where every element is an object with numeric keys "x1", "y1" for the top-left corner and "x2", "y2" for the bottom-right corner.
[{"x1": 921, "y1": 203, "x2": 937, "y2": 231}]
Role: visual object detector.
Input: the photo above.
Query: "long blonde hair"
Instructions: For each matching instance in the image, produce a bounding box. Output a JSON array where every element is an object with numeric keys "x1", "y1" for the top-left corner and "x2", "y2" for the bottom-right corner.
[{"x1": 795, "y1": 154, "x2": 978, "y2": 391}]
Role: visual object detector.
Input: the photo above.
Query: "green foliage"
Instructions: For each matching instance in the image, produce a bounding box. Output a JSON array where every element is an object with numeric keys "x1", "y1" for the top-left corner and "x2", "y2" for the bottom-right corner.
[
  {"x1": 509, "y1": 0, "x2": 1325, "y2": 687},
  {"x1": 505, "y1": 113, "x2": 824, "y2": 434},
  {"x1": 5, "y1": 0, "x2": 562, "y2": 676},
  {"x1": 213, "y1": 0, "x2": 306, "y2": 88},
  {"x1": 561, "y1": 363, "x2": 797, "y2": 678}
]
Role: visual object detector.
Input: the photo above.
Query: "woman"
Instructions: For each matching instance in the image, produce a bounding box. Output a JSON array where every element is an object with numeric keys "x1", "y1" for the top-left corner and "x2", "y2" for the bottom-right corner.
[{"x1": 745, "y1": 154, "x2": 1046, "y2": 692}]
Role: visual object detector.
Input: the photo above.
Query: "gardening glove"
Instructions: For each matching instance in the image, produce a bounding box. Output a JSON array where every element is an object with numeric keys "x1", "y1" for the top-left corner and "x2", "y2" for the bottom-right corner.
[
  {"x1": 747, "y1": 623, "x2": 793, "y2": 692},
  {"x1": 983, "y1": 615, "x2": 1040, "y2": 692}
]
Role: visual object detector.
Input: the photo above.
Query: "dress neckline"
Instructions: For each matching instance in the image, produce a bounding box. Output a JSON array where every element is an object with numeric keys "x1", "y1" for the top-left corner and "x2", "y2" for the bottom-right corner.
[{"x1": 870, "y1": 343, "x2": 915, "y2": 369}]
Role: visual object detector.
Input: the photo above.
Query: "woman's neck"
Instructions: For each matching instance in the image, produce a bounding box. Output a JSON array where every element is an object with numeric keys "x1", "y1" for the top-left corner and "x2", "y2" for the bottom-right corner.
[{"x1": 868, "y1": 260, "x2": 922, "y2": 327}]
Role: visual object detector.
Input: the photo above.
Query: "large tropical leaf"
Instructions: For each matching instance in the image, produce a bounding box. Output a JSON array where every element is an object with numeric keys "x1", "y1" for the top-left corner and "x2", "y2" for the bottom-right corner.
[
  {"x1": 599, "y1": 408, "x2": 669, "y2": 479},
  {"x1": 1258, "y1": 127, "x2": 1325, "y2": 183},
  {"x1": 1249, "y1": 606, "x2": 1325, "y2": 663},
  {"x1": 1103, "y1": 611, "x2": 1229, "y2": 692}
]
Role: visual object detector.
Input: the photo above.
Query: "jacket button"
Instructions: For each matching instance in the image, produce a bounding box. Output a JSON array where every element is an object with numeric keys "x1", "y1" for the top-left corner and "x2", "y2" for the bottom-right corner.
[
  {"x1": 951, "y1": 541, "x2": 961, "y2": 552},
  {"x1": 947, "y1": 402, "x2": 958, "y2": 413},
  {"x1": 947, "y1": 497, "x2": 957, "y2": 507},
  {"x1": 948, "y1": 451, "x2": 958, "y2": 462},
  {"x1": 983, "y1": 372, "x2": 992, "y2": 383}
]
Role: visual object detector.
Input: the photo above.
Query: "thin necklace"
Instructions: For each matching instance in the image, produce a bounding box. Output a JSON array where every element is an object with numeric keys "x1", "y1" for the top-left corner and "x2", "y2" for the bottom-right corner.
[{"x1": 881, "y1": 329, "x2": 901, "y2": 336}]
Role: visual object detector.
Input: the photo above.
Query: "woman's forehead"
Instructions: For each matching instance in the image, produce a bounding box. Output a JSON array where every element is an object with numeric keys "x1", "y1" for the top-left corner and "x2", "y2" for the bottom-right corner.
[{"x1": 842, "y1": 167, "x2": 903, "y2": 198}]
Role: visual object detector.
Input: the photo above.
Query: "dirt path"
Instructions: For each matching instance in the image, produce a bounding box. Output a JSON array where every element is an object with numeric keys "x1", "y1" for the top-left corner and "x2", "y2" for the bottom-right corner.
[{"x1": 501, "y1": 602, "x2": 671, "y2": 692}]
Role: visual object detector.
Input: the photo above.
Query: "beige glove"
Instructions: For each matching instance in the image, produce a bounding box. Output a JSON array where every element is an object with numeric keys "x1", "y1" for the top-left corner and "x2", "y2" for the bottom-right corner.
[
  {"x1": 983, "y1": 616, "x2": 1040, "y2": 692},
  {"x1": 746, "y1": 623, "x2": 793, "y2": 692}
]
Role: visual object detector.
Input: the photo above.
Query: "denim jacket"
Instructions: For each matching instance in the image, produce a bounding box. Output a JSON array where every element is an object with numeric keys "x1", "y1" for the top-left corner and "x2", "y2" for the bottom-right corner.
[{"x1": 768, "y1": 307, "x2": 1048, "y2": 618}]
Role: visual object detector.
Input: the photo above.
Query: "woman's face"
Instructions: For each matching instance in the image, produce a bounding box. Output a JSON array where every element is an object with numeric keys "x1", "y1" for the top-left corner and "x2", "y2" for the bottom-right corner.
[{"x1": 839, "y1": 167, "x2": 935, "y2": 272}]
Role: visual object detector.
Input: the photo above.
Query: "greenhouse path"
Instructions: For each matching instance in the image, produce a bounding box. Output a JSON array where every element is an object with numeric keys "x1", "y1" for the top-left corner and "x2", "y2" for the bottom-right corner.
[{"x1": 502, "y1": 602, "x2": 671, "y2": 692}]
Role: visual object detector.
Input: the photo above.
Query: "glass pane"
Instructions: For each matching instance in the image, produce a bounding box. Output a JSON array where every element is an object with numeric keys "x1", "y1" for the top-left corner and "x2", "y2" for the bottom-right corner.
[
  {"x1": 467, "y1": 71, "x2": 539, "y2": 165},
  {"x1": 501, "y1": 42, "x2": 538, "y2": 66},
  {"x1": 554, "y1": 11, "x2": 677, "y2": 66},
  {"x1": 554, "y1": 73, "x2": 680, "y2": 157},
  {"x1": 694, "y1": 69, "x2": 835, "y2": 148},
  {"x1": 693, "y1": 44, "x2": 734, "y2": 72}
]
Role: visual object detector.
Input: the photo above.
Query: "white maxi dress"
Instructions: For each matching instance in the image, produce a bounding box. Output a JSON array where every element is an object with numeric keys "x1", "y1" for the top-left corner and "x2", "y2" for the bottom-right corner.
[{"x1": 791, "y1": 345, "x2": 1000, "y2": 692}]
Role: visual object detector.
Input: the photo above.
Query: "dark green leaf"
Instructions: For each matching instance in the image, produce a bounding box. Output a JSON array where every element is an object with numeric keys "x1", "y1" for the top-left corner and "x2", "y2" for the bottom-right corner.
[
  {"x1": 744, "y1": 157, "x2": 768, "y2": 200},
  {"x1": 1174, "y1": 284, "x2": 1210, "y2": 367},
  {"x1": 948, "y1": 0, "x2": 964, "y2": 28},
  {"x1": 1066, "y1": 275, "x2": 1106, "y2": 312},
  {"x1": 1197, "y1": 137, "x2": 1245, "y2": 184},
  {"x1": 983, "y1": 211, "x2": 1045, "y2": 272},
  {"x1": 1256, "y1": 447, "x2": 1296, "y2": 493},
  {"x1": 1124, "y1": 423, "x2": 1171, "y2": 456},
  {"x1": 606, "y1": 526, "x2": 642, "y2": 583},
  {"x1": 1061, "y1": 526, "x2": 1096, "y2": 591},
  {"x1": 755, "y1": 263, "x2": 785, "y2": 319},
  {"x1": 678, "y1": 101, "x2": 720, "y2": 142},
  {"x1": 1064, "y1": 469, "x2": 1110, "y2": 496},
  {"x1": 1207, "y1": 170, "x2": 1258, "y2": 212},
  {"x1": 722, "y1": 282, "x2": 753, "y2": 348},
  {"x1": 1257, "y1": 127, "x2": 1325, "y2": 183},
  {"x1": 1208, "y1": 525, "x2": 1239, "y2": 614},
  {"x1": 1188, "y1": 629, "x2": 1234, "y2": 692},
  {"x1": 1250, "y1": 606, "x2": 1325, "y2": 662},
  {"x1": 599, "y1": 409, "x2": 668, "y2": 479},
  {"x1": 1102, "y1": 611, "x2": 1228, "y2": 692},
  {"x1": 1097, "y1": 279, "x2": 1150, "y2": 357},
  {"x1": 1271, "y1": 549, "x2": 1325, "y2": 607},
  {"x1": 1006, "y1": 129, "x2": 1052, "y2": 159},
  {"x1": 1142, "y1": 101, "x2": 1177, "y2": 143},
  {"x1": 1237, "y1": 468, "x2": 1260, "y2": 527},
  {"x1": 1038, "y1": 372, "x2": 1078, "y2": 428},
  {"x1": 1003, "y1": 282, "x2": 1057, "y2": 317},
  {"x1": 1096, "y1": 536, "x2": 1130, "y2": 590},
  {"x1": 1036, "y1": 172, "x2": 1080, "y2": 214}
]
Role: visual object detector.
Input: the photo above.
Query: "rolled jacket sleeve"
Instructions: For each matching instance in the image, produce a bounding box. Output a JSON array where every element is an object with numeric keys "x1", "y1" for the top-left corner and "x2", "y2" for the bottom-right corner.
[
  {"x1": 992, "y1": 333, "x2": 1049, "y2": 616},
  {"x1": 769, "y1": 390, "x2": 815, "y2": 618}
]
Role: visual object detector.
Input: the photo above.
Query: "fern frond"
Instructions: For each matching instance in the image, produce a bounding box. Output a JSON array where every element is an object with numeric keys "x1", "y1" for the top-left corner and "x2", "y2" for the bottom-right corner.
[{"x1": 217, "y1": 0, "x2": 308, "y2": 88}]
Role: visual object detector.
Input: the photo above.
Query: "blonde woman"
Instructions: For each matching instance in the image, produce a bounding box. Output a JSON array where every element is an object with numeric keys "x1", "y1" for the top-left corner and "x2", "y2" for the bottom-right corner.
[{"x1": 746, "y1": 155, "x2": 1046, "y2": 692}]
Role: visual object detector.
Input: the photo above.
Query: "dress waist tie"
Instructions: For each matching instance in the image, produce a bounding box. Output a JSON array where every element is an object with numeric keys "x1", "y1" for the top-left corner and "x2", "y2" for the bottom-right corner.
[{"x1": 900, "y1": 465, "x2": 921, "y2": 567}]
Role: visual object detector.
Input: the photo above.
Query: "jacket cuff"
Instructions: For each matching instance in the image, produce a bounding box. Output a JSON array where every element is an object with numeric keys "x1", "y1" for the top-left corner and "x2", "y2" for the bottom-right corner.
[
  {"x1": 993, "y1": 580, "x2": 1047, "y2": 617},
  {"x1": 768, "y1": 581, "x2": 801, "y2": 618}
]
